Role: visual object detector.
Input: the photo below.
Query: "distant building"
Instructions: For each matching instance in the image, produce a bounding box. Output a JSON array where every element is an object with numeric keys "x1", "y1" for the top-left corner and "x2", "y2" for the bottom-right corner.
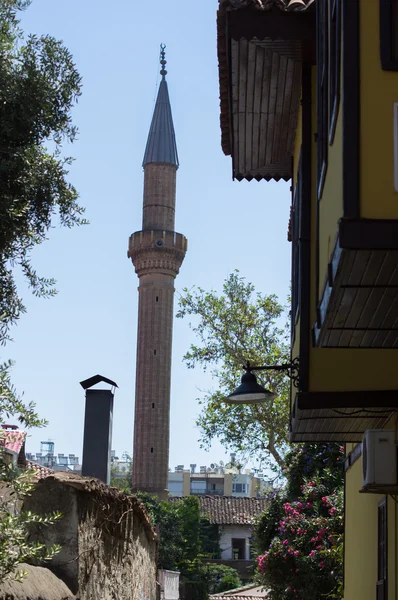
[
  {"x1": 111, "y1": 451, "x2": 132, "y2": 480},
  {"x1": 198, "y1": 496, "x2": 268, "y2": 581},
  {"x1": 168, "y1": 458, "x2": 273, "y2": 498},
  {"x1": 26, "y1": 440, "x2": 81, "y2": 473}
]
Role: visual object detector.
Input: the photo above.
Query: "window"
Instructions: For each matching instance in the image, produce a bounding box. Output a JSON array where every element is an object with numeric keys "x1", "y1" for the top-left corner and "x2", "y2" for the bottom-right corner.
[
  {"x1": 329, "y1": 0, "x2": 341, "y2": 142},
  {"x1": 377, "y1": 498, "x2": 388, "y2": 600},
  {"x1": 380, "y1": 0, "x2": 398, "y2": 70},
  {"x1": 168, "y1": 481, "x2": 184, "y2": 495},
  {"x1": 231, "y1": 538, "x2": 246, "y2": 560},
  {"x1": 191, "y1": 480, "x2": 206, "y2": 495},
  {"x1": 317, "y1": 0, "x2": 328, "y2": 197},
  {"x1": 232, "y1": 483, "x2": 247, "y2": 494},
  {"x1": 291, "y1": 156, "x2": 302, "y2": 337}
]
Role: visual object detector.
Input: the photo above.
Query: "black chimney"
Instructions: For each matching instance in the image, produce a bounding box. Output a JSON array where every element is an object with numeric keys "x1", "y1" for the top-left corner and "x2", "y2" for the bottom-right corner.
[{"x1": 80, "y1": 375, "x2": 118, "y2": 485}]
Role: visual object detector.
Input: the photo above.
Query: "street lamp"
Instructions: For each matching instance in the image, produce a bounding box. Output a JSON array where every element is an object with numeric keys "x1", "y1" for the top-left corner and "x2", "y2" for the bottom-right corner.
[{"x1": 225, "y1": 358, "x2": 300, "y2": 405}]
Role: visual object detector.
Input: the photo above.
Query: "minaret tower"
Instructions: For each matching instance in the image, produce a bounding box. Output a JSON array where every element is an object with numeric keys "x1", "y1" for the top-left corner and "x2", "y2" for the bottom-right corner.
[{"x1": 128, "y1": 45, "x2": 187, "y2": 497}]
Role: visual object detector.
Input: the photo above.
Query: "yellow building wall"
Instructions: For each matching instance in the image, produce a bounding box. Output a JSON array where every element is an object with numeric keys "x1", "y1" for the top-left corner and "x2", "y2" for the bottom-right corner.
[
  {"x1": 309, "y1": 348, "x2": 398, "y2": 392},
  {"x1": 345, "y1": 438, "x2": 398, "y2": 600},
  {"x1": 344, "y1": 454, "x2": 381, "y2": 600},
  {"x1": 360, "y1": 0, "x2": 398, "y2": 218}
]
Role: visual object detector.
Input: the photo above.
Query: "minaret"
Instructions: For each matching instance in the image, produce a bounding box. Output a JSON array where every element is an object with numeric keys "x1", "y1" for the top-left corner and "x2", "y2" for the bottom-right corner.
[{"x1": 128, "y1": 45, "x2": 187, "y2": 497}]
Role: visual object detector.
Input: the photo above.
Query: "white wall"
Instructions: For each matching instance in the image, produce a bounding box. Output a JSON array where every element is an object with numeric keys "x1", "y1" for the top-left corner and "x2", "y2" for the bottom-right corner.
[{"x1": 219, "y1": 525, "x2": 251, "y2": 560}]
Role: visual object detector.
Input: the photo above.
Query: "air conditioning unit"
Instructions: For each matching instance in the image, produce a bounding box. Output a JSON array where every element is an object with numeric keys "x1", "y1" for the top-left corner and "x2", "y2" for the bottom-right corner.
[{"x1": 362, "y1": 429, "x2": 397, "y2": 487}]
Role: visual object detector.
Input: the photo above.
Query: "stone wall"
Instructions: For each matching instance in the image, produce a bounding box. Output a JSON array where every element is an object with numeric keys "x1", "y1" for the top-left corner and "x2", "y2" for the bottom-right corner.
[{"x1": 24, "y1": 474, "x2": 157, "y2": 600}]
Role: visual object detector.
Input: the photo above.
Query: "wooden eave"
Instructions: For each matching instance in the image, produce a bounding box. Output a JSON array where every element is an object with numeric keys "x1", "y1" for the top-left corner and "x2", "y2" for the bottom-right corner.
[
  {"x1": 217, "y1": 2, "x2": 315, "y2": 181},
  {"x1": 290, "y1": 389, "x2": 398, "y2": 442},
  {"x1": 314, "y1": 219, "x2": 398, "y2": 348}
]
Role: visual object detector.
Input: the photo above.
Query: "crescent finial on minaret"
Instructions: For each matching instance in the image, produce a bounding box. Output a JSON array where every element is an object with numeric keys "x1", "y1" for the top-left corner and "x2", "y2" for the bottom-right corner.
[{"x1": 160, "y1": 43, "x2": 167, "y2": 79}]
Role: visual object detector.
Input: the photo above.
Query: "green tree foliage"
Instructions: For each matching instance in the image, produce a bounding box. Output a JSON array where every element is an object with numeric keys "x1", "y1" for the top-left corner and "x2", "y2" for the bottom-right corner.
[
  {"x1": 110, "y1": 454, "x2": 132, "y2": 495},
  {"x1": 0, "y1": 461, "x2": 62, "y2": 582},
  {"x1": 177, "y1": 271, "x2": 290, "y2": 468},
  {"x1": 137, "y1": 494, "x2": 241, "y2": 599},
  {"x1": 0, "y1": 0, "x2": 85, "y2": 338},
  {"x1": 255, "y1": 444, "x2": 344, "y2": 600},
  {"x1": 0, "y1": 0, "x2": 84, "y2": 582}
]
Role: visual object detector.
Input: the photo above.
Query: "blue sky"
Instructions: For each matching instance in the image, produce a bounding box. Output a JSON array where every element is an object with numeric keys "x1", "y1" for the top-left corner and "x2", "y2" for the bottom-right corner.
[{"x1": 10, "y1": 0, "x2": 291, "y2": 469}]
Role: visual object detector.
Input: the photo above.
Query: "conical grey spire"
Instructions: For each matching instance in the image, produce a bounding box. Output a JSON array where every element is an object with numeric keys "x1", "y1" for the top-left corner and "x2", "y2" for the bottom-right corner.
[{"x1": 142, "y1": 47, "x2": 179, "y2": 168}]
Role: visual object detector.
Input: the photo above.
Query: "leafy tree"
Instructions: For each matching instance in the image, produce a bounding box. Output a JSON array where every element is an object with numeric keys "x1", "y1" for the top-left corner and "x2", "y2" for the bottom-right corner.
[
  {"x1": 177, "y1": 271, "x2": 290, "y2": 468},
  {"x1": 110, "y1": 453, "x2": 132, "y2": 495},
  {"x1": 0, "y1": 460, "x2": 62, "y2": 582},
  {"x1": 0, "y1": 0, "x2": 84, "y2": 582},
  {"x1": 255, "y1": 444, "x2": 344, "y2": 600},
  {"x1": 137, "y1": 494, "x2": 241, "y2": 599},
  {"x1": 183, "y1": 561, "x2": 242, "y2": 599},
  {"x1": 0, "y1": 0, "x2": 85, "y2": 338}
]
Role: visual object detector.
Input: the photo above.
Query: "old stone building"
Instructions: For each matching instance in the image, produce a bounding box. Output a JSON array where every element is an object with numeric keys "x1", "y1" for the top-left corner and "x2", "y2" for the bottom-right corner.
[
  {"x1": 128, "y1": 46, "x2": 187, "y2": 497},
  {"x1": 23, "y1": 472, "x2": 158, "y2": 600}
]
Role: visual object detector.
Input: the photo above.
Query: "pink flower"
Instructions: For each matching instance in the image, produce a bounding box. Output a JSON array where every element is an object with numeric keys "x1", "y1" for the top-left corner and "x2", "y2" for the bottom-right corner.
[
  {"x1": 320, "y1": 561, "x2": 325, "y2": 568},
  {"x1": 283, "y1": 539, "x2": 289, "y2": 546},
  {"x1": 309, "y1": 550, "x2": 316, "y2": 557},
  {"x1": 294, "y1": 550, "x2": 299, "y2": 556}
]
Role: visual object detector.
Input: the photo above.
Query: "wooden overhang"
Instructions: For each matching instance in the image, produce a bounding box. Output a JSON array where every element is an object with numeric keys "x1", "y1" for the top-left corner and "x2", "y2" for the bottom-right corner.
[
  {"x1": 217, "y1": 0, "x2": 316, "y2": 181},
  {"x1": 314, "y1": 219, "x2": 398, "y2": 348},
  {"x1": 290, "y1": 390, "x2": 398, "y2": 442}
]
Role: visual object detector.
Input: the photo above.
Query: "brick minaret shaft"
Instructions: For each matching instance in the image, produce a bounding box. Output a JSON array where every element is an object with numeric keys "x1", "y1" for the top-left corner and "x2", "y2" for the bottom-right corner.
[{"x1": 128, "y1": 46, "x2": 187, "y2": 498}]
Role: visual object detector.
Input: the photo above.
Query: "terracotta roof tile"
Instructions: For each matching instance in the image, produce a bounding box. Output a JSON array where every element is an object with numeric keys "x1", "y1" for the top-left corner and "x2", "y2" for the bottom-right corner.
[
  {"x1": 199, "y1": 496, "x2": 267, "y2": 525},
  {"x1": 212, "y1": 596, "x2": 267, "y2": 600},
  {"x1": 0, "y1": 428, "x2": 26, "y2": 454},
  {"x1": 25, "y1": 459, "x2": 55, "y2": 480}
]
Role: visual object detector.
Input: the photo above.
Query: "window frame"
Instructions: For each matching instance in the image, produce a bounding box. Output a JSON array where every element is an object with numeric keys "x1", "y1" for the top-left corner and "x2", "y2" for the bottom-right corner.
[
  {"x1": 231, "y1": 538, "x2": 246, "y2": 560},
  {"x1": 377, "y1": 497, "x2": 388, "y2": 600},
  {"x1": 329, "y1": 0, "x2": 341, "y2": 143},
  {"x1": 317, "y1": 0, "x2": 329, "y2": 198},
  {"x1": 232, "y1": 482, "x2": 247, "y2": 494},
  {"x1": 291, "y1": 153, "x2": 302, "y2": 341},
  {"x1": 380, "y1": 0, "x2": 398, "y2": 70}
]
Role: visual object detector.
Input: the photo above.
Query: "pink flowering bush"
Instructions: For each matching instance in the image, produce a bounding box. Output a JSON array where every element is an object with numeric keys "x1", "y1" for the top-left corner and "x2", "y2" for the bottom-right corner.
[{"x1": 255, "y1": 444, "x2": 344, "y2": 600}]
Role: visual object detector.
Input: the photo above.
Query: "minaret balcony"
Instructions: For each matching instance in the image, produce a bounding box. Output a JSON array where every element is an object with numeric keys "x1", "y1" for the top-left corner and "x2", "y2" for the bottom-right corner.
[{"x1": 128, "y1": 229, "x2": 187, "y2": 278}]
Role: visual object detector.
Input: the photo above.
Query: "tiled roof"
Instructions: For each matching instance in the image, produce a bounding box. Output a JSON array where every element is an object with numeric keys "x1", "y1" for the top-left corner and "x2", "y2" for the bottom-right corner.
[
  {"x1": 212, "y1": 596, "x2": 267, "y2": 600},
  {"x1": 0, "y1": 428, "x2": 26, "y2": 453},
  {"x1": 211, "y1": 585, "x2": 268, "y2": 599},
  {"x1": 212, "y1": 596, "x2": 266, "y2": 600},
  {"x1": 25, "y1": 459, "x2": 55, "y2": 480},
  {"x1": 199, "y1": 496, "x2": 268, "y2": 525}
]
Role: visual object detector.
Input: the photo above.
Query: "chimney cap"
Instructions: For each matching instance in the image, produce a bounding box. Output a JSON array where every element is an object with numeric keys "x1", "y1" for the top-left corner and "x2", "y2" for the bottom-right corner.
[{"x1": 79, "y1": 374, "x2": 118, "y2": 390}]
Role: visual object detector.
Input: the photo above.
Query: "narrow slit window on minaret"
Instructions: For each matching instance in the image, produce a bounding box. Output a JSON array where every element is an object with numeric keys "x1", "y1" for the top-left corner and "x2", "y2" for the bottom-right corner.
[
  {"x1": 154, "y1": 349, "x2": 157, "y2": 355},
  {"x1": 156, "y1": 296, "x2": 159, "y2": 302},
  {"x1": 152, "y1": 403, "x2": 155, "y2": 408},
  {"x1": 151, "y1": 447, "x2": 154, "y2": 453}
]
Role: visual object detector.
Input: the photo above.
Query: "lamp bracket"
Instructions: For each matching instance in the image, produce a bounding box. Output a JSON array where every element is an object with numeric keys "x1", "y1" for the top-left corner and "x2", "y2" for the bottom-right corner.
[{"x1": 243, "y1": 357, "x2": 300, "y2": 389}]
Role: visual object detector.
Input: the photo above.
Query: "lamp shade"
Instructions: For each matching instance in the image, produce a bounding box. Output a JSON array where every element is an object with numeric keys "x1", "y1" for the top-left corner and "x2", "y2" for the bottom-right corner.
[{"x1": 225, "y1": 371, "x2": 277, "y2": 404}]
